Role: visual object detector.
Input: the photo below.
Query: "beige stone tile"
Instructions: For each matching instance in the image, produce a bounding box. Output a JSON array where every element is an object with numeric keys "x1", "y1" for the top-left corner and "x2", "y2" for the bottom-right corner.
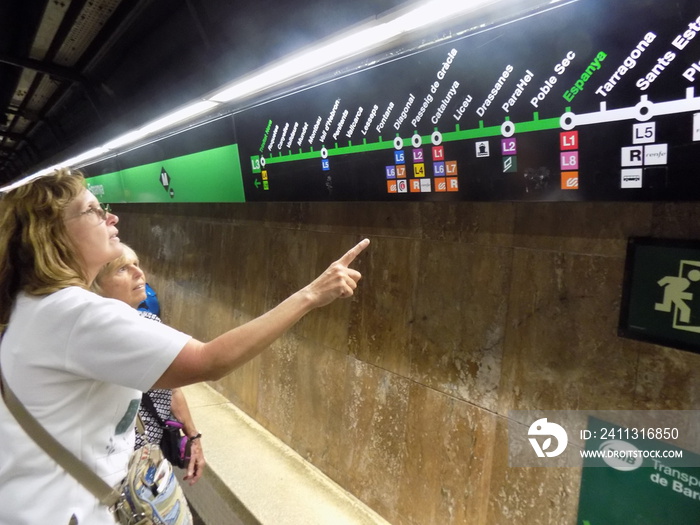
[
  {"x1": 651, "y1": 202, "x2": 700, "y2": 239},
  {"x1": 291, "y1": 231, "x2": 372, "y2": 352},
  {"x1": 258, "y1": 228, "x2": 314, "y2": 309},
  {"x1": 300, "y1": 201, "x2": 422, "y2": 238},
  {"x1": 211, "y1": 354, "x2": 261, "y2": 418},
  {"x1": 398, "y1": 383, "x2": 496, "y2": 525},
  {"x1": 419, "y1": 201, "x2": 516, "y2": 247},
  {"x1": 256, "y1": 337, "x2": 302, "y2": 445},
  {"x1": 409, "y1": 240, "x2": 512, "y2": 411},
  {"x1": 417, "y1": 202, "x2": 463, "y2": 243},
  {"x1": 499, "y1": 249, "x2": 638, "y2": 413},
  {"x1": 328, "y1": 360, "x2": 410, "y2": 524},
  {"x1": 459, "y1": 201, "x2": 516, "y2": 247},
  {"x1": 262, "y1": 201, "x2": 306, "y2": 230},
  {"x1": 290, "y1": 340, "x2": 349, "y2": 466},
  {"x1": 487, "y1": 417, "x2": 581, "y2": 525},
  {"x1": 162, "y1": 280, "x2": 198, "y2": 335},
  {"x1": 226, "y1": 225, "x2": 272, "y2": 316},
  {"x1": 348, "y1": 236, "x2": 418, "y2": 377},
  {"x1": 513, "y1": 202, "x2": 654, "y2": 257},
  {"x1": 634, "y1": 344, "x2": 700, "y2": 411}
]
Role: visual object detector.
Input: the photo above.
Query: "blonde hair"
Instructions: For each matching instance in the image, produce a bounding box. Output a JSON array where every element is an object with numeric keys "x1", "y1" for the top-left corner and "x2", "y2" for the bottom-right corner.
[
  {"x1": 91, "y1": 244, "x2": 139, "y2": 297},
  {"x1": 0, "y1": 168, "x2": 89, "y2": 332}
]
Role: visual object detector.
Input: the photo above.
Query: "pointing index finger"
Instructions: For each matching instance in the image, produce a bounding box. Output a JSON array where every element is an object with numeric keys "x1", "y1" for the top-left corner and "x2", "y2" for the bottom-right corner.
[{"x1": 338, "y1": 238, "x2": 370, "y2": 266}]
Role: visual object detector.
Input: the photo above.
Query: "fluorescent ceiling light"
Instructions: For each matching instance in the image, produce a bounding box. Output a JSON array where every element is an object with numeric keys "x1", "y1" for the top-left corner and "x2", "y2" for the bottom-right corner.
[
  {"x1": 103, "y1": 128, "x2": 151, "y2": 151},
  {"x1": 0, "y1": 169, "x2": 53, "y2": 192},
  {"x1": 210, "y1": 0, "x2": 502, "y2": 103},
  {"x1": 62, "y1": 146, "x2": 110, "y2": 167},
  {"x1": 209, "y1": 25, "x2": 389, "y2": 103},
  {"x1": 104, "y1": 100, "x2": 219, "y2": 151},
  {"x1": 137, "y1": 100, "x2": 219, "y2": 136},
  {"x1": 386, "y1": 0, "x2": 506, "y2": 33}
]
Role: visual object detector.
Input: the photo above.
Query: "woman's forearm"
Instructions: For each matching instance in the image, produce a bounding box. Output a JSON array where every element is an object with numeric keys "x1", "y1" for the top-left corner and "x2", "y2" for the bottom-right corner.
[
  {"x1": 153, "y1": 239, "x2": 369, "y2": 388},
  {"x1": 170, "y1": 388, "x2": 198, "y2": 437}
]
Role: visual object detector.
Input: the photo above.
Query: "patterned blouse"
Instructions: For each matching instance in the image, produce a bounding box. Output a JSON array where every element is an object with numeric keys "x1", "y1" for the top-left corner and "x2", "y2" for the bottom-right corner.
[{"x1": 134, "y1": 311, "x2": 174, "y2": 449}]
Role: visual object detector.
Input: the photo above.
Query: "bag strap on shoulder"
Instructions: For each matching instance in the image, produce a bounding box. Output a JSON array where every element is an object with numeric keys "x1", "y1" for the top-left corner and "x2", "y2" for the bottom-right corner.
[
  {"x1": 140, "y1": 392, "x2": 167, "y2": 427},
  {"x1": 0, "y1": 367, "x2": 121, "y2": 507}
]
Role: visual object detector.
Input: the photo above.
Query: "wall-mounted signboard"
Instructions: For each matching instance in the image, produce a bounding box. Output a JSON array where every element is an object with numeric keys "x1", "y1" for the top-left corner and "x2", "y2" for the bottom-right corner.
[
  {"x1": 85, "y1": 117, "x2": 245, "y2": 203},
  {"x1": 85, "y1": 0, "x2": 700, "y2": 203},
  {"x1": 577, "y1": 416, "x2": 700, "y2": 525},
  {"x1": 619, "y1": 237, "x2": 700, "y2": 355}
]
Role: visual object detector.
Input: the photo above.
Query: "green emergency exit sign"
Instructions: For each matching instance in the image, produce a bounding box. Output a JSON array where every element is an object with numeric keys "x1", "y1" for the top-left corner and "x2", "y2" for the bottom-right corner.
[{"x1": 619, "y1": 237, "x2": 700, "y2": 355}]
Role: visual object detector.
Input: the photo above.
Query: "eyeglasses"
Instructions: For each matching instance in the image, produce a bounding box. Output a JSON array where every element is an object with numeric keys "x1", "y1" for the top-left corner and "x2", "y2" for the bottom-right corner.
[{"x1": 65, "y1": 202, "x2": 112, "y2": 223}]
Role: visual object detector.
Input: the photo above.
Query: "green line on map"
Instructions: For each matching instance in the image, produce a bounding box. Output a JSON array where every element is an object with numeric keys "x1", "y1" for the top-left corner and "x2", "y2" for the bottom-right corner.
[{"x1": 264, "y1": 111, "x2": 565, "y2": 165}]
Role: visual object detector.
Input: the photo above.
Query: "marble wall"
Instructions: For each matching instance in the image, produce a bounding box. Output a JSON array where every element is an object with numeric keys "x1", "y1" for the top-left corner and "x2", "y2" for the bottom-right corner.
[{"x1": 116, "y1": 200, "x2": 700, "y2": 525}]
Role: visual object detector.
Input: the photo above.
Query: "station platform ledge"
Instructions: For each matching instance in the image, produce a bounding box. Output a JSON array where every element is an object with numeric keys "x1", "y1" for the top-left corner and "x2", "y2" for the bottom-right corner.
[{"x1": 177, "y1": 383, "x2": 391, "y2": 525}]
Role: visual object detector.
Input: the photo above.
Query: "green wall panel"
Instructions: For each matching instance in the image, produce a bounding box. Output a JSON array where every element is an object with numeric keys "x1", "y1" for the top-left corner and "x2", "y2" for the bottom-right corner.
[{"x1": 87, "y1": 144, "x2": 245, "y2": 203}]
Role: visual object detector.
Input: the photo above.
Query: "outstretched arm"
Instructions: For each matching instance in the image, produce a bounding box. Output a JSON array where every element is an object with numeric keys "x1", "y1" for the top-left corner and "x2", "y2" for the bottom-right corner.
[{"x1": 154, "y1": 238, "x2": 370, "y2": 388}]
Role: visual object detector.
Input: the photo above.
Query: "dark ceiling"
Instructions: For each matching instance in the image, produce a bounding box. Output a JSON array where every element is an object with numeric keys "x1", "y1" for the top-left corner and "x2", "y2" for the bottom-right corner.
[{"x1": 0, "y1": 0, "x2": 409, "y2": 186}]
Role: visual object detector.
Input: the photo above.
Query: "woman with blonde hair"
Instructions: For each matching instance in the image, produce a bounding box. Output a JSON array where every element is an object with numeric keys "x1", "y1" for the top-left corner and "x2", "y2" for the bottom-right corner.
[
  {"x1": 0, "y1": 168, "x2": 369, "y2": 524},
  {"x1": 91, "y1": 244, "x2": 205, "y2": 484}
]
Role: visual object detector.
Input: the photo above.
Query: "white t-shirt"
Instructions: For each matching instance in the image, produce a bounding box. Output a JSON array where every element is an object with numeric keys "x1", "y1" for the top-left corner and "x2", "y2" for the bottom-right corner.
[{"x1": 0, "y1": 287, "x2": 191, "y2": 525}]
